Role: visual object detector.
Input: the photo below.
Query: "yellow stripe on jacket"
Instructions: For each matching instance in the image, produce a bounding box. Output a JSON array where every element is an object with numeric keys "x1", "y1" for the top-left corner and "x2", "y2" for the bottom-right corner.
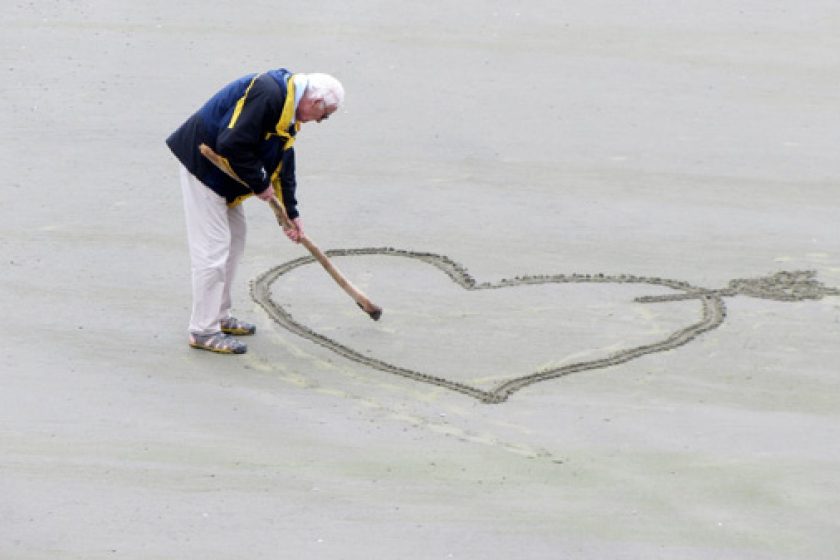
[
  {"x1": 227, "y1": 74, "x2": 261, "y2": 129},
  {"x1": 228, "y1": 74, "x2": 299, "y2": 208}
]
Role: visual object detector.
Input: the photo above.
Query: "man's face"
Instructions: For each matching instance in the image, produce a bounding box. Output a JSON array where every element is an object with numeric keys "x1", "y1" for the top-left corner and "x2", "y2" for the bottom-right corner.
[{"x1": 296, "y1": 96, "x2": 336, "y2": 124}]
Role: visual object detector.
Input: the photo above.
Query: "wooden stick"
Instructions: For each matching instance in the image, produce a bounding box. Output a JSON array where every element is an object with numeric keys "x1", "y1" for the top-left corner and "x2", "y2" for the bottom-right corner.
[{"x1": 198, "y1": 143, "x2": 382, "y2": 321}]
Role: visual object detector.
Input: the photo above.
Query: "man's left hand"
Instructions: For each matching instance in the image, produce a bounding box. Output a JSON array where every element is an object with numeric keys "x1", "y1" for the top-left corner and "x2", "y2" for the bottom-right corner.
[{"x1": 256, "y1": 186, "x2": 275, "y2": 202}]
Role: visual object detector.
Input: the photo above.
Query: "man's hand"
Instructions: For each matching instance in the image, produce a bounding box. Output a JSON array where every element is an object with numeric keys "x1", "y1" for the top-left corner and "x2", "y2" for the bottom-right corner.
[
  {"x1": 259, "y1": 191, "x2": 302, "y2": 243},
  {"x1": 256, "y1": 186, "x2": 275, "y2": 202},
  {"x1": 284, "y1": 217, "x2": 304, "y2": 243}
]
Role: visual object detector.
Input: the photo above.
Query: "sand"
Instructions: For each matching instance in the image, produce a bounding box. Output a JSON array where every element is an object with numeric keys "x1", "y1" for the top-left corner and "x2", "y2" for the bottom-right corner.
[{"x1": 2, "y1": 1, "x2": 840, "y2": 558}]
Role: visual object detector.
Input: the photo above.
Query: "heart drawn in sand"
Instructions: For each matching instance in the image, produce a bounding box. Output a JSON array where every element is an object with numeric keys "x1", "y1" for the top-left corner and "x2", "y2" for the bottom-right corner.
[{"x1": 252, "y1": 248, "x2": 838, "y2": 404}]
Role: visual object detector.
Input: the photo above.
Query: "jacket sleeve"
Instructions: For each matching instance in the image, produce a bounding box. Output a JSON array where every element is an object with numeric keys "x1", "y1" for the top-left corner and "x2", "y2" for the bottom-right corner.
[
  {"x1": 215, "y1": 77, "x2": 279, "y2": 194},
  {"x1": 279, "y1": 148, "x2": 299, "y2": 219}
]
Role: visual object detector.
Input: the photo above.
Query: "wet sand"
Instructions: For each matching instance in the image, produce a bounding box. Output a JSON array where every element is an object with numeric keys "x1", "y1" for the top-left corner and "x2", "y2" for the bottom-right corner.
[{"x1": 2, "y1": 2, "x2": 840, "y2": 559}]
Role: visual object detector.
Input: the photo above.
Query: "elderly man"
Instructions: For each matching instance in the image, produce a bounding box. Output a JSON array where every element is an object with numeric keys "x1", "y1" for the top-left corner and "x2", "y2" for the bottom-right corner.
[{"x1": 166, "y1": 69, "x2": 344, "y2": 354}]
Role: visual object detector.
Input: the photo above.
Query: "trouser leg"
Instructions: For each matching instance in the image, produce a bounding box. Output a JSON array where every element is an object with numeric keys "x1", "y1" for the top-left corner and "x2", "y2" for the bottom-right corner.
[
  {"x1": 179, "y1": 165, "x2": 232, "y2": 336},
  {"x1": 220, "y1": 202, "x2": 247, "y2": 321}
]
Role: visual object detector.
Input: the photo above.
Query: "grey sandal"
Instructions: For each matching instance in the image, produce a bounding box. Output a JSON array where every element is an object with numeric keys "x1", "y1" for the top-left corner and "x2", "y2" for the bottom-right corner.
[
  {"x1": 220, "y1": 316, "x2": 256, "y2": 336},
  {"x1": 189, "y1": 332, "x2": 247, "y2": 354}
]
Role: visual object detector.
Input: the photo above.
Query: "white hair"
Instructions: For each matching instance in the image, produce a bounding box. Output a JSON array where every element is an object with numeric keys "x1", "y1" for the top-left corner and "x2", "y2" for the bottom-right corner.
[{"x1": 304, "y1": 73, "x2": 345, "y2": 109}]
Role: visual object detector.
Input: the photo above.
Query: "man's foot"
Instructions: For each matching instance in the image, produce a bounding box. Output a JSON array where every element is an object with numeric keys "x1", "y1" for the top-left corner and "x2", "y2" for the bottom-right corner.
[
  {"x1": 189, "y1": 332, "x2": 247, "y2": 354},
  {"x1": 220, "y1": 316, "x2": 256, "y2": 336}
]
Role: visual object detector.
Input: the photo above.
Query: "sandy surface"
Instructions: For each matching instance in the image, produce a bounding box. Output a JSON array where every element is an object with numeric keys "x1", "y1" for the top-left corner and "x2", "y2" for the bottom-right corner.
[{"x1": 2, "y1": 1, "x2": 840, "y2": 558}]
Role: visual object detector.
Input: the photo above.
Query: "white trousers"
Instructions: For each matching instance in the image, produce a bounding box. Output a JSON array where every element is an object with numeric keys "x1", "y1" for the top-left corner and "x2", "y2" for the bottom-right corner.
[{"x1": 179, "y1": 164, "x2": 246, "y2": 335}]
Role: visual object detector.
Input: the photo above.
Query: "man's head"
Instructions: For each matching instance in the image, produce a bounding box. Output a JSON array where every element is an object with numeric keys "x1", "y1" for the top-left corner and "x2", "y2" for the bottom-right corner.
[{"x1": 296, "y1": 73, "x2": 345, "y2": 124}]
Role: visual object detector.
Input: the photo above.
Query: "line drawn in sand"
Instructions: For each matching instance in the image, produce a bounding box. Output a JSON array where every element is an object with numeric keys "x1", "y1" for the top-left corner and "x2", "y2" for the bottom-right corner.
[{"x1": 251, "y1": 248, "x2": 839, "y2": 404}]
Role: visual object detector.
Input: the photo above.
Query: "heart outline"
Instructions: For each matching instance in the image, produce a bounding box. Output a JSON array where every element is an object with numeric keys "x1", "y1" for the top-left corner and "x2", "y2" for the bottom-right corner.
[{"x1": 251, "y1": 248, "x2": 728, "y2": 403}]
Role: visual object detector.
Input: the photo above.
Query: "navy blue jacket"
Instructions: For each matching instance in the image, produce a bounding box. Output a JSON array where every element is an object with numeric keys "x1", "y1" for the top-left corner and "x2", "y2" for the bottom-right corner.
[{"x1": 166, "y1": 69, "x2": 301, "y2": 218}]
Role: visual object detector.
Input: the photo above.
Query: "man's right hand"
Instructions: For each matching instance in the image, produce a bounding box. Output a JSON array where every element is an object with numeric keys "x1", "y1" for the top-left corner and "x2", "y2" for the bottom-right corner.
[{"x1": 283, "y1": 217, "x2": 304, "y2": 243}]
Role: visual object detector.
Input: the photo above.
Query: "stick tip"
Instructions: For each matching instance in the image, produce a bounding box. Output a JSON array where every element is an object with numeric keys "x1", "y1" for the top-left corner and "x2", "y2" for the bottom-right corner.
[{"x1": 357, "y1": 301, "x2": 383, "y2": 321}]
